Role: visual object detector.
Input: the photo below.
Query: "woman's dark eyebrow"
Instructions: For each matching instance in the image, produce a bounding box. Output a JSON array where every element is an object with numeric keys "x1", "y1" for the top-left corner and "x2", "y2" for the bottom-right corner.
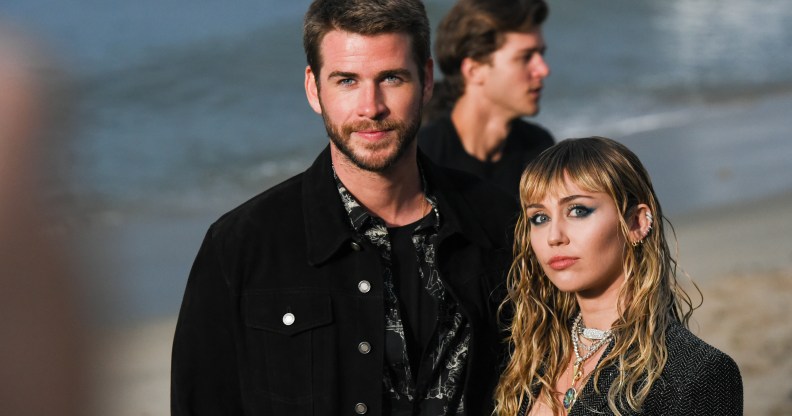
[
  {"x1": 558, "y1": 194, "x2": 593, "y2": 204},
  {"x1": 526, "y1": 195, "x2": 593, "y2": 209}
]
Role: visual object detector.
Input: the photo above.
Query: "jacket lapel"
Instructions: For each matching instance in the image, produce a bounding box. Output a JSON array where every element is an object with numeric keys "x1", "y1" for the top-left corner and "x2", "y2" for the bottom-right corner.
[{"x1": 302, "y1": 145, "x2": 359, "y2": 267}]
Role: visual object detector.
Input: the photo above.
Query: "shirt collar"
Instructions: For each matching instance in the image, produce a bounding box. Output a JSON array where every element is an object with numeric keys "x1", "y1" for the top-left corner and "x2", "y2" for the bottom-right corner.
[
  {"x1": 332, "y1": 162, "x2": 440, "y2": 235},
  {"x1": 301, "y1": 146, "x2": 500, "y2": 266}
]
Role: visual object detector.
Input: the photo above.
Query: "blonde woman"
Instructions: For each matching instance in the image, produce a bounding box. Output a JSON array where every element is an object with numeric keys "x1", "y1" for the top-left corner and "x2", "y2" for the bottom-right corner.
[{"x1": 495, "y1": 137, "x2": 742, "y2": 415}]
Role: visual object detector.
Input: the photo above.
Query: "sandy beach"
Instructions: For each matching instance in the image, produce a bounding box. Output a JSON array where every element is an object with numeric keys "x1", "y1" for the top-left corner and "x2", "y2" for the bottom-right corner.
[{"x1": 90, "y1": 189, "x2": 792, "y2": 415}]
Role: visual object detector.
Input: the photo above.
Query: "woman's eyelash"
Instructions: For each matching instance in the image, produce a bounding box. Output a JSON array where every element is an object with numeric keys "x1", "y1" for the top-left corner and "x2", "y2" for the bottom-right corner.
[
  {"x1": 528, "y1": 212, "x2": 549, "y2": 226},
  {"x1": 568, "y1": 205, "x2": 594, "y2": 217}
]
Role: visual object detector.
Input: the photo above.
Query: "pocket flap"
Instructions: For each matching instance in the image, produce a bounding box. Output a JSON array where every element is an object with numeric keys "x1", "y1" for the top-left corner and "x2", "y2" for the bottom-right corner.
[{"x1": 243, "y1": 292, "x2": 332, "y2": 336}]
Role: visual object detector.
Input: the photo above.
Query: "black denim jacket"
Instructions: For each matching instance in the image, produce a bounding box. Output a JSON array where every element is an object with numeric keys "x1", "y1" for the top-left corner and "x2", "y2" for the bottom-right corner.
[{"x1": 171, "y1": 145, "x2": 518, "y2": 415}]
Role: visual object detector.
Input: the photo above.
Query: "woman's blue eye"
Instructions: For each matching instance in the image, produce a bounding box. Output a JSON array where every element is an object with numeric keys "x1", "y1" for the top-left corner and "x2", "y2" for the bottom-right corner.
[
  {"x1": 529, "y1": 213, "x2": 549, "y2": 226},
  {"x1": 569, "y1": 205, "x2": 594, "y2": 217}
]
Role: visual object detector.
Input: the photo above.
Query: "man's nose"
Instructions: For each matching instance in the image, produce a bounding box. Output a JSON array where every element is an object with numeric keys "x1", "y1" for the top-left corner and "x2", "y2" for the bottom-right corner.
[
  {"x1": 357, "y1": 83, "x2": 388, "y2": 119},
  {"x1": 531, "y1": 53, "x2": 550, "y2": 80}
]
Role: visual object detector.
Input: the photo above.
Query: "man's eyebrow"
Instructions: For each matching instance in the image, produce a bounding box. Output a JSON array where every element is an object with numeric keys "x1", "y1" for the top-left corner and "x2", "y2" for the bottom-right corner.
[
  {"x1": 520, "y1": 45, "x2": 547, "y2": 55},
  {"x1": 326, "y1": 69, "x2": 413, "y2": 81},
  {"x1": 379, "y1": 68, "x2": 413, "y2": 80},
  {"x1": 327, "y1": 71, "x2": 358, "y2": 80}
]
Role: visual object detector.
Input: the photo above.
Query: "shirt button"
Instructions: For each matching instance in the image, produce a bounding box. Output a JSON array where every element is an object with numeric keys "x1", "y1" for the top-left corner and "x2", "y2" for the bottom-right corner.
[
  {"x1": 358, "y1": 280, "x2": 371, "y2": 293},
  {"x1": 282, "y1": 313, "x2": 295, "y2": 326},
  {"x1": 358, "y1": 342, "x2": 371, "y2": 354},
  {"x1": 350, "y1": 241, "x2": 362, "y2": 251},
  {"x1": 354, "y1": 403, "x2": 368, "y2": 414}
]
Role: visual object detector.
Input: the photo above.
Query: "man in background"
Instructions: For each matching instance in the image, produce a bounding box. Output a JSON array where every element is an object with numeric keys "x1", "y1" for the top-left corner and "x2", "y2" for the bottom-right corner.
[
  {"x1": 419, "y1": 0, "x2": 553, "y2": 198},
  {"x1": 171, "y1": 0, "x2": 516, "y2": 414}
]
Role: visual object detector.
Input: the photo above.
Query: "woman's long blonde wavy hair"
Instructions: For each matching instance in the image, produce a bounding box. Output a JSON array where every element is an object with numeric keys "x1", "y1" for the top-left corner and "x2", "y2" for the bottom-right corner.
[{"x1": 494, "y1": 137, "x2": 698, "y2": 415}]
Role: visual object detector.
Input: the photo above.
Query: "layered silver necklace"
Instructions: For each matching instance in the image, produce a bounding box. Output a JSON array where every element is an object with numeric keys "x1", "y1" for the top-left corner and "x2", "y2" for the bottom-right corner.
[{"x1": 563, "y1": 313, "x2": 614, "y2": 412}]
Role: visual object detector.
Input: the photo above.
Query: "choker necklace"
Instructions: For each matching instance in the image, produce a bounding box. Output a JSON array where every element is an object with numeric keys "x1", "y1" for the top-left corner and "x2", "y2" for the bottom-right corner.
[
  {"x1": 581, "y1": 327, "x2": 609, "y2": 341},
  {"x1": 577, "y1": 315, "x2": 611, "y2": 352},
  {"x1": 564, "y1": 313, "x2": 614, "y2": 412},
  {"x1": 577, "y1": 313, "x2": 611, "y2": 341}
]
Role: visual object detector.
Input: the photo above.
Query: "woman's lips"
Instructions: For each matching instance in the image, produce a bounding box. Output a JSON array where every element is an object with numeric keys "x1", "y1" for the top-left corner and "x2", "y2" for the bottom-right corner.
[{"x1": 548, "y1": 256, "x2": 578, "y2": 271}]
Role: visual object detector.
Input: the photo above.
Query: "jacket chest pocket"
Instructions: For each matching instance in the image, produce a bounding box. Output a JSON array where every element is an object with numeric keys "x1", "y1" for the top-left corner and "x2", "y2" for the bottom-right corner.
[{"x1": 243, "y1": 292, "x2": 335, "y2": 409}]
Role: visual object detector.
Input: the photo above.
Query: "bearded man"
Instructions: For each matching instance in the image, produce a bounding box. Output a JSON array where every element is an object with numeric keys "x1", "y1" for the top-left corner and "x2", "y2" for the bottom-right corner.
[{"x1": 171, "y1": 0, "x2": 517, "y2": 414}]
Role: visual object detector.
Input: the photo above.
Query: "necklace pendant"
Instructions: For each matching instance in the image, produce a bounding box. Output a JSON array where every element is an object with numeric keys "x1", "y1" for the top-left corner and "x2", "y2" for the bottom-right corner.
[
  {"x1": 572, "y1": 362, "x2": 582, "y2": 382},
  {"x1": 563, "y1": 387, "x2": 577, "y2": 410}
]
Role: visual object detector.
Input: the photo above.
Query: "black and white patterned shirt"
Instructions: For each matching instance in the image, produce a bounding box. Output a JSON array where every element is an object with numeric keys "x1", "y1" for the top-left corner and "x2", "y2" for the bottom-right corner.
[{"x1": 334, "y1": 169, "x2": 471, "y2": 415}]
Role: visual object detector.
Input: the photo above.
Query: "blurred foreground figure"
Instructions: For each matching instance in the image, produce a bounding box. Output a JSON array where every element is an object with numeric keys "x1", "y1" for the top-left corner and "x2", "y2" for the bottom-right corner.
[{"x1": 0, "y1": 21, "x2": 87, "y2": 416}]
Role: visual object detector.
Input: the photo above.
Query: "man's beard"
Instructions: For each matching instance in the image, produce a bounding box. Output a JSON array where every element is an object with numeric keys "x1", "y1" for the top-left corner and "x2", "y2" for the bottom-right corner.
[{"x1": 321, "y1": 103, "x2": 422, "y2": 173}]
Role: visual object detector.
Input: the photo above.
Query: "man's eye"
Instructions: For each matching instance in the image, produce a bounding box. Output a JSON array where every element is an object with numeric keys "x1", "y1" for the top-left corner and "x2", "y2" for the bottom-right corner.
[
  {"x1": 338, "y1": 78, "x2": 355, "y2": 86},
  {"x1": 383, "y1": 75, "x2": 402, "y2": 84}
]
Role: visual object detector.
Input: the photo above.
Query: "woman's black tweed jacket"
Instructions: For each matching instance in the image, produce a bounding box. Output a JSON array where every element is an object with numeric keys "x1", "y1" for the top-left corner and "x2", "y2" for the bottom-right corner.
[{"x1": 518, "y1": 320, "x2": 743, "y2": 415}]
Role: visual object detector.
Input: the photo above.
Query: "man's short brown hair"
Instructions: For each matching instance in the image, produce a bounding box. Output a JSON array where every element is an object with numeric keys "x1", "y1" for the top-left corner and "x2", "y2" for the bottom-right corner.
[
  {"x1": 303, "y1": 0, "x2": 431, "y2": 84},
  {"x1": 426, "y1": 0, "x2": 547, "y2": 117}
]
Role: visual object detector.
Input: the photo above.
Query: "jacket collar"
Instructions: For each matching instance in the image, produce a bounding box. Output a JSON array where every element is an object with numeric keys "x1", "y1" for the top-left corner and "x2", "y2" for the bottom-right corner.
[
  {"x1": 302, "y1": 145, "x2": 359, "y2": 266},
  {"x1": 302, "y1": 145, "x2": 495, "y2": 266}
]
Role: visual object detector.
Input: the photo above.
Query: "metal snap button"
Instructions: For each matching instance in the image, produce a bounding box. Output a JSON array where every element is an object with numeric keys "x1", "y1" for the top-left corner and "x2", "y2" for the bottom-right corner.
[
  {"x1": 350, "y1": 241, "x2": 362, "y2": 251},
  {"x1": 282, "y1": 312, "x2": 295, "y2": 326},
  {"x1": 358, "y1": 280, "x2": 371, "y2": 293},
  {"x1": 354, "y1": 402, "x2": 368, "y2": 414},
  {"x1": 358, "y1": 341, "x2": 371, "y2": 354}
]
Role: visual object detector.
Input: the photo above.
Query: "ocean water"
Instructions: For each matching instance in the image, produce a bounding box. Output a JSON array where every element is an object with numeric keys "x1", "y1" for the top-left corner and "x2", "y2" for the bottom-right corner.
[
  {"x1": 4, "y1": 0, "x2": 792, "y2": 323},
  {"x1": 5, "y1": 0, "x2": 792, "y2": 215}
]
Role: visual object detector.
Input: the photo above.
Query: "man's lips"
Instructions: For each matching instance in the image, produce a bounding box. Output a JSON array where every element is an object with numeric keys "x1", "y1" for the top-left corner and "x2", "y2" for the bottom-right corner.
[
  {"x1": 354, "y1": 129, "x2": 391, "y2": 141},
  {"x1": 548, "y1": 256, "x2": 578, "y2": 271}
]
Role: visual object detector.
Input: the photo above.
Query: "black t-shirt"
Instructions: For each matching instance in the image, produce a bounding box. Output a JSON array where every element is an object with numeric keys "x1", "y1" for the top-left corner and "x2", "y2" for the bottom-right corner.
[
  {"x1": 388, "y1": 217, "x2": 437, "y2": 380},
  {"x1": 418, "y1": 115, "x2": 554, "y2": 199}
]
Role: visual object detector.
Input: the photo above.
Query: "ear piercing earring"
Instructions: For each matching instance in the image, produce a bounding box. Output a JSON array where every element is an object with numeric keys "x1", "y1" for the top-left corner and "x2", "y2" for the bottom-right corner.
[{"x1": 633, "y1": 211, "x2": 654, "y2": 247}]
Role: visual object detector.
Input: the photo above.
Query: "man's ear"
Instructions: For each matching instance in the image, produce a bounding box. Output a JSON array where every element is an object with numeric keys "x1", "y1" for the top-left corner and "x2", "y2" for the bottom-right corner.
[
  {"x1": 460, "y1": 56, "x2": 486, "y2": 86},
  {"x1": 422, "y1": 58, "x2": 434, "y2": 105},
  {"x1": 305, "y1": 66, "x2": 322, "y2": 114},
  {"x1": 628, "y1": 203, "x2": 653, "y2": 245}
]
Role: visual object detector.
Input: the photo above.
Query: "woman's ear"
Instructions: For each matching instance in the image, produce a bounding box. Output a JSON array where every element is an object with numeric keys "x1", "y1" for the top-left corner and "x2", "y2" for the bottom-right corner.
[{"x1": 628, "y1": 204, "x2": 653, "y2": 246}]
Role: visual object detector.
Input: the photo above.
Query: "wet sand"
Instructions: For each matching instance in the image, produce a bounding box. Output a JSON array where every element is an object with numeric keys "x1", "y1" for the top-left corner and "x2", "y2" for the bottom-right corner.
[{"x1": 674, "y1": 192, "x2": 792, "y2": 415}]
